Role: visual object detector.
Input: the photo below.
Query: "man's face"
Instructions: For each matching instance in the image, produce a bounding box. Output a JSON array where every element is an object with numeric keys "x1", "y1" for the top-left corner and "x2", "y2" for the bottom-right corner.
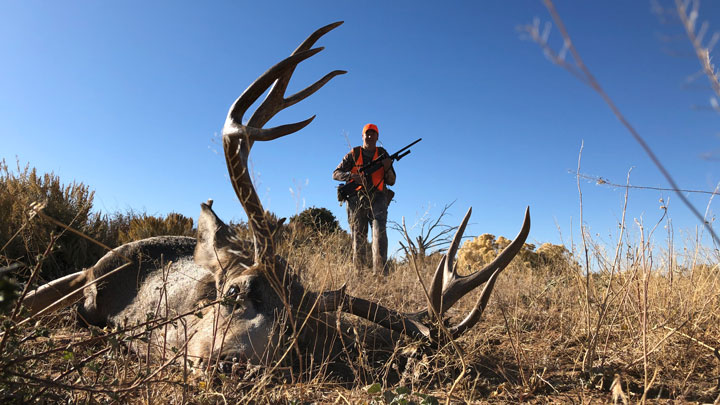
[{"x1": 363, "y1": 129, "x2": 378, "y2": 149}]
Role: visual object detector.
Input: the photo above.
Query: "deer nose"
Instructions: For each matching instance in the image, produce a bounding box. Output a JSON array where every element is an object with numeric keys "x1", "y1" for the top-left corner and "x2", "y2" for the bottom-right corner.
[
  {"x1": 216, "y1": 359, "x2": 233, "y2": 374},
  {"x1": 216, "y1": 353, "x2": 246, "y2": 375}
]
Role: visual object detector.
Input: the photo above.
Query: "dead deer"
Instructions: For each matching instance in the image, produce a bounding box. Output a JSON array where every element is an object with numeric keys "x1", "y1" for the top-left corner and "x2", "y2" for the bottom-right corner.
[{"x1": 21, "y1": 21, "x2": 530, "y2": 378}]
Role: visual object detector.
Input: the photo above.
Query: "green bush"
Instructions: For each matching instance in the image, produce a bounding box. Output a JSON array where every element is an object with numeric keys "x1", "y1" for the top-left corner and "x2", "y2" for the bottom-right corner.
[
  {"x1": 289, "y1": 206, "x2": 340, "y2": 234},
  {"x1": 116, "y1": 212, "x2": 195, "y2": 244}
]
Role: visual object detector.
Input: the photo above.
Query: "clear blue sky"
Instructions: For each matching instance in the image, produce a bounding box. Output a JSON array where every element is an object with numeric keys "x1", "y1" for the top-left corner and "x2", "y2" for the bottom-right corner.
[{"x1": 2, "y1": 1, "x2": 720, "y2": 256}]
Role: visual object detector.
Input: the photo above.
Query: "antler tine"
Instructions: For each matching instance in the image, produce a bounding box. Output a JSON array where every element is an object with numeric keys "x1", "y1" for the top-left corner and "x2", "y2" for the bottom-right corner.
[
  {"x1": 444, "y1": 207, "x2": 473, "y2": 287},
  {"x1": 283, "y1": 70, "x2": 347, "y2": 109},
  {"x1": 427, "y1": 255, "x2": 445, "y2": 319},
  {"x1": 449, "y1": 268, "x2": 500, "y2": 338},
  {"x1": 292, "y1": 21, "x2": 344, "y2": 55},
  {"x1": 426, "y1": 207, "x2": 472, "y2": 319},
  {"x1": 341, "y1": 295, "x2": 431, "y2": 341},
  {"x1": 440, "y1": 207, "x2": 531, "y2": 314},
  {"x1": 249, "y1": 21, "x2": 346, "y2": 129},
  {"x1": 224, "y1": 48, "x2": 323, "y2": 139}
]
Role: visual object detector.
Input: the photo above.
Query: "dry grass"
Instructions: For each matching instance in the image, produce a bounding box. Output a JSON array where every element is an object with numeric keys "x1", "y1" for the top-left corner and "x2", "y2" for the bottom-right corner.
[{"x1": 1, "y1": 209, "x2": 719, "y2": 404}]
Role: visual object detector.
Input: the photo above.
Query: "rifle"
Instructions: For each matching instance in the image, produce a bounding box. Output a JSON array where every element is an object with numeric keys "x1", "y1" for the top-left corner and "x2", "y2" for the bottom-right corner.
[{"x1": 337, "y1": 138, "x2": 422, "y2": 202}]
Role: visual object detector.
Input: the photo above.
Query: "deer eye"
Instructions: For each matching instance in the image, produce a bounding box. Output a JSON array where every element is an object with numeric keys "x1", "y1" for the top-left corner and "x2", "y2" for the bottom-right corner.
[
  {"x1": 225, "y1": 285, "x2": 240, "y2": 298},
  {"x1": 223, "y1": 285, "x2": 242, "y2": 307}
]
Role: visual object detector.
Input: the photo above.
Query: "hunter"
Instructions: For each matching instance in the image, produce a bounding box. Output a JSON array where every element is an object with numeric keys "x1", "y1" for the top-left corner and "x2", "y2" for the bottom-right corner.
[{"x1": 333, "y1": 123, "x2": 396, "y2": 274}]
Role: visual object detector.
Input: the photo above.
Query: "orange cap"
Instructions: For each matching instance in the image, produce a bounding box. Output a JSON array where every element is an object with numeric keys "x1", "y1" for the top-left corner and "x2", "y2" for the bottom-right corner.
[{"x1": 363, "y1": 123, "x2": 379, "y2": 135}]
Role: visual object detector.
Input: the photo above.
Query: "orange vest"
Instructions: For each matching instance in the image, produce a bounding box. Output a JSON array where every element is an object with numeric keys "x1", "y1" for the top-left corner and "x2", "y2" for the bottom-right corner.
[{"x1": 351, "y1": 147, "x2": 385, "y2": 192}]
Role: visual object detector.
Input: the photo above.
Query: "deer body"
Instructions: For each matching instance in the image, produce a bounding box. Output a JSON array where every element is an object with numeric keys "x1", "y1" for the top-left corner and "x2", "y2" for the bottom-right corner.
[{"x1": 79, "y1": 236, "x2": 202, "y2": 327}]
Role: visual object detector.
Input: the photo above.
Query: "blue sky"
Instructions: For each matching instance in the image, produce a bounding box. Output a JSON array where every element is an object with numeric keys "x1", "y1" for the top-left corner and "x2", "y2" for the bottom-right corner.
[{"x1": 2, "y1": 1, "x2": 720, "y2": 257}]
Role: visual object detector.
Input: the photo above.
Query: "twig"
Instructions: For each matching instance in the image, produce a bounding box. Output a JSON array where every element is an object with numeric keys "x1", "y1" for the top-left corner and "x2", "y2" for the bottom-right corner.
[
  {"x1": 575, "y1": 142, "x2": 594, "y2": 372},
  {"x1": 29, "y1": 346, "x2": 112, "y2": 402},
  {"x1": 6, "y1": 297, "x2": 220, "y2": 366},
  {"x1": 640, "y1": 367, "x2": 661, "y2": 404},
  {"x1": 499, "y1": 305, "x2": 527, "y2": 386},
  {"x1": 17, "y1": 261, "x2": 133, "y2": 326},
  {"x1": 663, "y1": 324, "x2": 719, "y2": 353},
  {"x1": 34, "y1": 209, "x2": 119, "y2": 257},
  {"x1": 572, "y1": 170, "x2": 720, "y2": 197},
  {"x1": 0, "y1": 234, "x2": 57, "y2": 356},
  {"x1": 588, "y1": 168, "x2": 632, "y2": 372}
]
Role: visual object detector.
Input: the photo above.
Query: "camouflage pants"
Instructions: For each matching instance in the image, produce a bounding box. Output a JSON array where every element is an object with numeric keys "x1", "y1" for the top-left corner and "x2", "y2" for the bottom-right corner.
[{"x1": 346, "y1": 192, "x2": 388, "y2": 274}]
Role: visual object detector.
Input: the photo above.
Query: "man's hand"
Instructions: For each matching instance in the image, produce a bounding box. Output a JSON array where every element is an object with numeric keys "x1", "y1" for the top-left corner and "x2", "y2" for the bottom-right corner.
[
  {"x1": 350, "y1": 173, "x2": 363, "y2": 183},
  {"x1": 381, "y1": 158, "x2": 393, "y2": 171}
]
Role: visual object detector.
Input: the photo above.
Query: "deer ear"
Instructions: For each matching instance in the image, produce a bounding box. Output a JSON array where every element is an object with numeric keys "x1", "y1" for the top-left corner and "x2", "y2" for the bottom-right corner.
[{"x1": 194, "y1": 200, "x2": 235, "y2": 273}]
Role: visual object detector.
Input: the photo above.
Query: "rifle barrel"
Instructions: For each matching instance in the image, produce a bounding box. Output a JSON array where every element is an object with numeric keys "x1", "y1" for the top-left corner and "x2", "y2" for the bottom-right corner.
[
  {"x1": 396, "y1": 150, "x2": 411, "y2": 160},
  {"x1": 398, "y1": 138, "x2": 422, "y2": 153}
]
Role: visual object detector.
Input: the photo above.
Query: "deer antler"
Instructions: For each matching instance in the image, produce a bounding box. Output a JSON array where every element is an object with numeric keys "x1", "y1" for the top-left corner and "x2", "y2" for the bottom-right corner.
[
  {"x1": 430, "y1": 207, "x2": 531, "y2": 315},
  {"x1": 222, "y1": 22, "x2": 346, "y2": 270},
  {"x1": 337, "y1": 207, "x2": 531, "y2": 343}
]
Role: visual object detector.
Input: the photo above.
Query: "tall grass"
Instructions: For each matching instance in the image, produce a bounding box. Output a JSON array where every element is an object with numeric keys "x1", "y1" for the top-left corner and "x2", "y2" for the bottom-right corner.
[{"x1": 0, "y1": 193, "x2": 718, "y2": 403}]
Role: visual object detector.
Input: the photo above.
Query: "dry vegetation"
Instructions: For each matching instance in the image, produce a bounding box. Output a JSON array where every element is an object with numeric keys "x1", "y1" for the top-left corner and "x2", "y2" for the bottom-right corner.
[
  {"x1": 0, "y1": 165, "x2": 718, "y2": 403},
  {"x1": 3, "y1": 2, "x2": 720, "y2": 401}
]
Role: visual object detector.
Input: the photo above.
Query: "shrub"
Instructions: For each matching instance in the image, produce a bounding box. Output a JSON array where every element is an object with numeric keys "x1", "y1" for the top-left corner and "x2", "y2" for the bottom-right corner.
[
  {"x1": 0, "y1": 161, "x2": 200, "y2": 285},
  {"x1": 456, "y1": 233, "x2": 575, "y2": 273},
  {"x1": 116, "y1": 212, "x2": 195, "y2": 244},
  {"x1": 289, "y1": 206, "x2": 340, "y2": 234},
  {"x1": 0, "y1": 159, "x2": 113, "y2": 283}
]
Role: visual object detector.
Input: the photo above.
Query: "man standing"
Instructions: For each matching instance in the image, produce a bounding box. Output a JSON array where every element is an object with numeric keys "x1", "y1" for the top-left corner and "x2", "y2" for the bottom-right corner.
[{"x1": 333, "y1": 123, "x2": 396, "y2": 274}]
